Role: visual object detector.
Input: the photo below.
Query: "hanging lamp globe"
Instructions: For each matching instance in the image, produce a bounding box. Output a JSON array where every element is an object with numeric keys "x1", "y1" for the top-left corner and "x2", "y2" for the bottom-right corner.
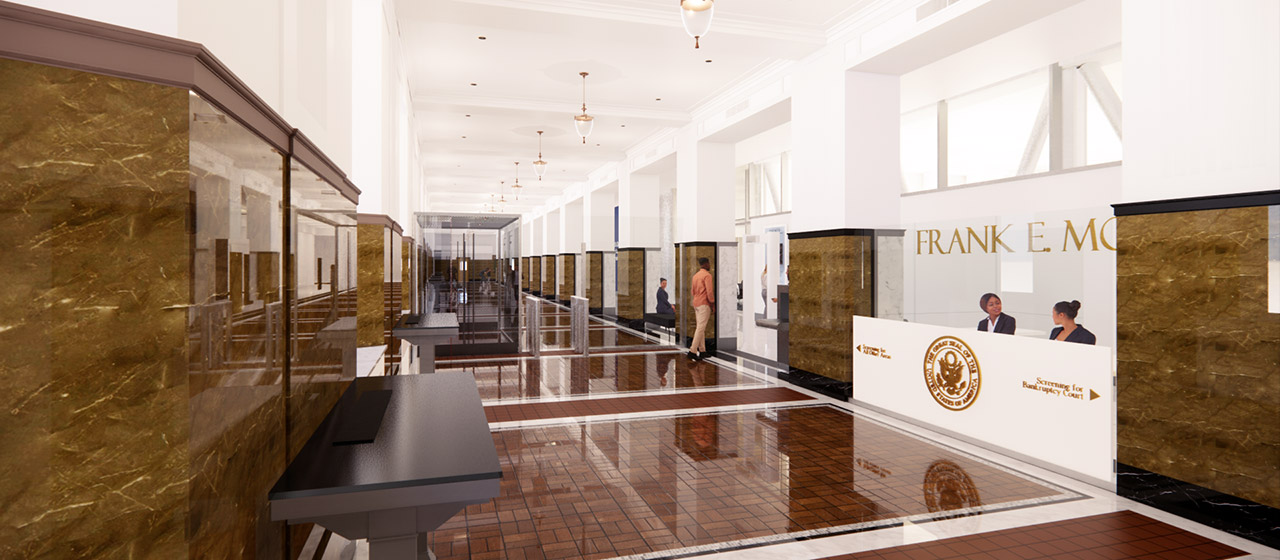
[
  {"x1": 512, "y1": 162, "x2": 523, "y2": 190},
  {"x1": 574, "y1": 72, "x2": 595, "y2": 143},
  {"x1": 533, "y1": 130, "x2": 548, "y2": 179},
  {"x1": 680, "y1": 0, "x2": 714, "y2": 49}
]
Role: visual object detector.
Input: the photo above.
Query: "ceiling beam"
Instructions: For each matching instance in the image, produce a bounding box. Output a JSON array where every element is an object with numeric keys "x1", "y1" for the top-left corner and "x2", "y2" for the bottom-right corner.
[
  {"x1": 415, "y1": 92, "x2": 692, "y2": 127},
  {"x1": 448, "y1": 0, "x2": 827, "y2": 45}
]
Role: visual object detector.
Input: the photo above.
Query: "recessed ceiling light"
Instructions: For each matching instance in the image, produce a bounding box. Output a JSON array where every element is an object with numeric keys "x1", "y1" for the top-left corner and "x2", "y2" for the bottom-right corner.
[
  {"x1": 469, "y1": 82, "x2": 477, "y2": 86},
  {"x1": 655, "y1": 98, "x2": 662, "y2": 101},
  {"x1": 621, "y1": 124, "x2": 626, "y2": 128},
  {"x1": 461, "y1": 136, "x2": 467, "y2": 139},
  {"x1": 705, "y1": 59, "x2": 712, "y2": 63},
  {"x1": 478, "y1": 36, "x2": 486, "y2": 40},
  {"x1": 465, "y1": 114, "x2": 471, "y2": 117}
]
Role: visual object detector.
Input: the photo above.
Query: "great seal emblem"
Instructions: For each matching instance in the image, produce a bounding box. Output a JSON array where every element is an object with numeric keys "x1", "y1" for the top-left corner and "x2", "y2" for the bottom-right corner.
[{"x1": 923, "y1": 336, "x2": 981, "y2": 411}]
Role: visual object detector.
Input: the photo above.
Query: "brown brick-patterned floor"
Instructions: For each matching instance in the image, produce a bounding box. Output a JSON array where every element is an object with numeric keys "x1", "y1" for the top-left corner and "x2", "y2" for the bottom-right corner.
[
  {"x1": 819, "y1": 510, "x2": 1247, "y2": 560},
  {"x1": 440, "y1": 353, "x2": 764, "y2": 402},
  {"x1": 485, "y1": 387, "x2": 814, "y2": 423},
  {"x1": 427, "y1": 405, "x2": 1072, "y2": 560}
]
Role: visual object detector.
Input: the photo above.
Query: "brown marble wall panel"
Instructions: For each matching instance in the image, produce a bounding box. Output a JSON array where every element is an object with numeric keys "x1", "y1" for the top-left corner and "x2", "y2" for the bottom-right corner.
[
  {"x1": 618, "y1": 249, "x2": 646, "y2": 321},
  {"x1": 357, "y1": 224, "x2": 387, "y2": 347},
  {"x1": 0, "y1": 59, "x2": 190, "y2": 557},
  {"x1": 676, "y1": 245, "x2": 717, "y2": 340},
  {"x1": 1117, "y1": 207, "x2": 1280, "y2": 508},
  {"x1": 531, "y1": 256, "x2": 542, "y2": 293},
  {"x1": 789, "y1": 235, "x2": 872, "y2": 383},
  {"x1": 588, "y1": 252, "x2": 604, "y2": 309},
  {"x1": 559, "y1": 254, "x2": 576, "y2": 301},
  {"x1": 402, "y1": 239, "x2": 412, "y2": 311},
  {"x1": 522, "y1": 257, "x2": 530, "y2": 290},
  {"x1": 256, "y1": 251, "x2": 281, "y2": 303},
  {"x1": 543, "y1": 255, "x2": 557, "y2": 298}
]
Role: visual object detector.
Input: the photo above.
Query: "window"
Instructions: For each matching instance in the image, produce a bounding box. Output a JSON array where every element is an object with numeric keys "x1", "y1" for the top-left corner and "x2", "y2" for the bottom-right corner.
[
  {"x1": 738, "y1": 152, "x2": 792, "y2": 218},
  {"x1": 902, "y1": 46, "x2": 1123, "y2": 192}
]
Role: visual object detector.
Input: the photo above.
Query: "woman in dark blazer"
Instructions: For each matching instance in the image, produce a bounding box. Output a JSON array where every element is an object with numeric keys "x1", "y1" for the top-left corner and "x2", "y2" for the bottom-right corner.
[
  {"x1": 1049, "y1": 300, "x2": 1097, "y2": 345},
  {"x1": 977, "y1": 293, "x2": 1016, "y2": 334}
]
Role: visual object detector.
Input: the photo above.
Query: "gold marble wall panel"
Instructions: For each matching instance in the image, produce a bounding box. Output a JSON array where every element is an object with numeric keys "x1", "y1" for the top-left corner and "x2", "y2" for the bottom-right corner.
[
  {"x1": 675, "y1": 245, "x2": 717, "y2": 340},
  {"x1": 402, "y1": 239, "x2": 412, "y2": 311},
  {"x1": 559, "y1": 254, "x2": 576, "y2": 301},
  {"x1": 618, "y1": 249, "x2": 646, "y2": 321},
  {"x1": 789, "y1": 235, "x2": 872, "y2": 383},
  {"x1": 543, "y1": 255, "x2": 557, "y2": 298},
  {"x1": 357, "y1": 224, "x2": 387, "y2": 347},
  {"x1": 588, "y1": 252, "x2": 604, "y2": 309},
  {"x1": 531, "y1": 256, "x2": 542, "y2": 294},
  {"x1": 522, "y1": 257, "x2": 530, "y2": 291},
  {"x1": 0, "y1": 59, "x2": 193, "y2": 557},
  {"x1": 1117, "y1": 207, "x2": 1280, "y2": 508}
]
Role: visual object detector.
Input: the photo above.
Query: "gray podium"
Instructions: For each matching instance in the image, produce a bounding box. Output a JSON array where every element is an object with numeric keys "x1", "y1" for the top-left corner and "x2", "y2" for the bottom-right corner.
[
  {"x1": 392, "y1": 313, "x2": 460, "y2": 373},
  {"x1": 269, "y1": 373, "x2": 500, "y2": 559}
]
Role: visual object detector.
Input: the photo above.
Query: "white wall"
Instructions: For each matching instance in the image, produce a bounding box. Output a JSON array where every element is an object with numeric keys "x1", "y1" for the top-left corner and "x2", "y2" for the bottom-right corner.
[
  {"x1": 13, "y1": 0, "x2": 419, "y2": 221},
  {"x1": 735, "y1": 123, "x2": 791, "y2": 167},
  {"x1": 1121, "y1": 0, "x2": 1280, "y2": 202},
  {"x1": 10, "y1": 0, "x2": 177, "y2": 36}
]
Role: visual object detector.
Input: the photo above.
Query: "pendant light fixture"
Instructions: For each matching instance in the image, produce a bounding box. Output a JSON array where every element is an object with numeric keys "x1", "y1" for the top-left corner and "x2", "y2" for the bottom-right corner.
[
  {"x1": 533, "y1": 131, "x2": 548, "y2": 180},
  {"x1": 512, "y1": 161, "x2": 523, "y2": 192},
  {"x1": 574, "y1": 72, "x2": 594, "y2": 144},
  {"x1": 680, "y1": 0, "x2": 714, "y2": 49}
]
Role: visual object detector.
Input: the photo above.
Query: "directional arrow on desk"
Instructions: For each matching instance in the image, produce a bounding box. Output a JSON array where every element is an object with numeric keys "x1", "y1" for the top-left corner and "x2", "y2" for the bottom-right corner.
[{"x1": 1090, "y1": 389, "x2": 1100, "y2": 401}]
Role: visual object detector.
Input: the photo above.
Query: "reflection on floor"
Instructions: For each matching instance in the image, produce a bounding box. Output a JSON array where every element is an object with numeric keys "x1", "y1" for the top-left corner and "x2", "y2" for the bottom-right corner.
[
  {"x1": 429, "y1": 405, "x2": 1073, "y2": 560},
  {"x1": 484, "y1": 387, "x2": 814, "y2": 423},
  {"x1": 404, "y1": 298, "x2": 1278, "y2": 560},
  {"x1": 818, "y1": 510, "x2": 1247, "y2": 560},
  {"x1": 437, "y1": 353, "x2": 768, "y2": 403}
]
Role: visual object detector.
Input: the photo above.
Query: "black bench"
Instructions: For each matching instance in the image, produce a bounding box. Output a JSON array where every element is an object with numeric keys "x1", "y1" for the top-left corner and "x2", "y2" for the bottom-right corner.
[{"x1": 643, "y1": 313, "x2": 677, "y2": 343}]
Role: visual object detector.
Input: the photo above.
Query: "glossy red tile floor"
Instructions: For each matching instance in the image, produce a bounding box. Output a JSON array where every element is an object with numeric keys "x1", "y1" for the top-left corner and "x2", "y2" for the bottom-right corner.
[
  {"x1": 818, "y1": 510, "x2": 1247, "y2": 560},
  {"x1": 484, "y1": 387, "x2": 814, "y2": 422},
  {"x1": 440, "y1": 353, "x2": 766, "y2": 402},
  {"x1": 427, "y1": 404, "x2": 1074, "y2": 560}
]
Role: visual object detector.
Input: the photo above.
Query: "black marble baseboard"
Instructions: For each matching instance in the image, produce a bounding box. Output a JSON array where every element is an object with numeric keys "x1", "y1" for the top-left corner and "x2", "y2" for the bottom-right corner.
[
  {"x1": 589, "y1": 307, "x2": 602, "y2": 316},
  {"x1": 1117, "y1": 462, "x2": 1280, "y2": 549},
  {"x1": 780, "y1": 367, "x2": 851, "y2": 400}
]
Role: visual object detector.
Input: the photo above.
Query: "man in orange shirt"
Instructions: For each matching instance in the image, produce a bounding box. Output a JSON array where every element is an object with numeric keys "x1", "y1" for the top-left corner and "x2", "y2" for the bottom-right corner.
[{"x1": 689, "y1": 257, "x2": 715, "y2": 361}]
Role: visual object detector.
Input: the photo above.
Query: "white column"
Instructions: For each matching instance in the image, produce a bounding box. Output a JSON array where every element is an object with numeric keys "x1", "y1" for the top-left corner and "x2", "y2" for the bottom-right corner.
[
  {"x1": 846, "y1": 71, "x2": 902, "y2": 229},
  {"x1": 619, "y1": 173, "x2": 660, "y2": 247},
  {"x1": 562, "y1": 199, "x2": 584, "y2": 254},
  {"x1": 584, "y1": 185, "x2": 616, "y2": 252},
  {"x1": 675, "y1": 130, "x2": 735, "y2": 243},
  {"x1": 544, "y1": 208, "x2": 561, "y2": 254},
  {"x1": 1121, "y1": 0, "x2": 1280, "y2": 202}
]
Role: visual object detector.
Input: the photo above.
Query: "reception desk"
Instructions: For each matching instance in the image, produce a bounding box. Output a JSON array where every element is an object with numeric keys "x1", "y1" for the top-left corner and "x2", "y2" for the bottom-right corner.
[{"x1": 852, "y1": 317, "x2": 1115, "y2": 486}]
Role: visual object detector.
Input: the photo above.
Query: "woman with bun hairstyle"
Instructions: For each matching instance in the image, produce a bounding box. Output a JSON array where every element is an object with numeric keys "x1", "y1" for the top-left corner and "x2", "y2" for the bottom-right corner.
[
  {"x1": 976, "y1": 293, "x2": 1016, "y2": 334},
  {"x1": 1050, "y1": 300, "x2": 1096, "y2": 345}
]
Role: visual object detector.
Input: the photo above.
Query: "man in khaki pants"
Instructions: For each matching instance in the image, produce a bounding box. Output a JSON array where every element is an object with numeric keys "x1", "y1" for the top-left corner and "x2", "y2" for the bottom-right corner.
[{"x1": 688, "y1": 257, "x2": 714, "y2": 361}]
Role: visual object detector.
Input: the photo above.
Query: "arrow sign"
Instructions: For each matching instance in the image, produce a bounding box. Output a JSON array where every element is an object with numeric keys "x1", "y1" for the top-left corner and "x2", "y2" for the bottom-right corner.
[{"x1": 1089, "y1": 389, "x2": 1100, "y2": 401}]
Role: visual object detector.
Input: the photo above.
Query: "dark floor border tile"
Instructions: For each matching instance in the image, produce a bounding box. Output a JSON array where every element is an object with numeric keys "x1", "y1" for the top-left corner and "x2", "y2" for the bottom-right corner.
[
  {"x1": 781, "y1": 367, "x2": 852, "y2": 400},
  {"x1": 1118, "y1": 462, "x2": 1280, "y2": 550}
]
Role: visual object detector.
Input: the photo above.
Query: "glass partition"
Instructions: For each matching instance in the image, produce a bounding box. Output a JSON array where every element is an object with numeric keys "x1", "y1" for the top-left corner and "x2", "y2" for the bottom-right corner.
[
  {"x1": 188, "y1": 92, "x2": 288, "y2": 554},
  {"x1": 899, "y1": 206, "x2": 1117, "y2": 349},
  {"x1": 287, "y1": 162, "x2": 357, "y2": 459}
]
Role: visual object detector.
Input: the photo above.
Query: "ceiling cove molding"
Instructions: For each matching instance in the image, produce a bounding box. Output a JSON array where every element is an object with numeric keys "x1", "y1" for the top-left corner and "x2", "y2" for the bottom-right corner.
[
  {"x1": 414, "y1": 92, "x2": 691, "y2": 125},
  {"x1": 449, "y1": 0, "x2": 826, "y2": 45},
  {"x1": 825, "y1": 0, "x2": 914, "y2": 42}
]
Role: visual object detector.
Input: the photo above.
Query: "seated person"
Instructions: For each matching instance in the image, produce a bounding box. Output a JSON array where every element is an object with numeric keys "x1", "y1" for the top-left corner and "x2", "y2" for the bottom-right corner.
[
  {"x1": 655, "y1": 278, "x2": 675, "y2": 315},
  {"x1": 976, "y1": 292, "x2": 1016, "y2": 334},
  {"x1": 1050, "y1": 300, "x2": 1096, "y2": 345}
]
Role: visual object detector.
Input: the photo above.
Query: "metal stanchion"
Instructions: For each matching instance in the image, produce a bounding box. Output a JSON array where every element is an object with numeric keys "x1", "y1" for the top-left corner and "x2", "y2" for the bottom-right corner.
[
  {"x1": 571, "y1": 296, "x2": 590, "y2": 357},
  {"x1": 525, "y1": 296, "x2": 540, "y2": 358}
]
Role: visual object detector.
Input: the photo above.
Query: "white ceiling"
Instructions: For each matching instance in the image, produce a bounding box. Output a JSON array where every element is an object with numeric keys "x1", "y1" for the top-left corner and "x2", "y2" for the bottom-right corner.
[{"x1": 399, "y1": 0, "x2": 878, "y2": 214}]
